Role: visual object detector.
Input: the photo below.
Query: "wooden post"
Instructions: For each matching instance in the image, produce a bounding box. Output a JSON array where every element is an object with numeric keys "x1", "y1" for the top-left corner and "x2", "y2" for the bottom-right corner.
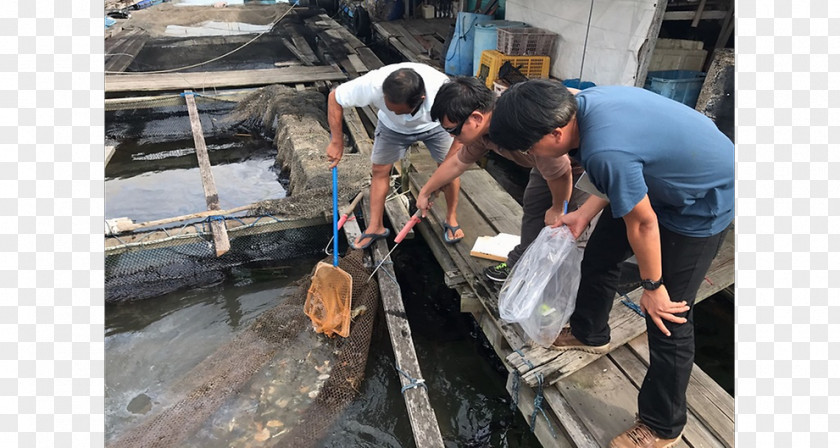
[
  {"x1": 362, "y1": 193, "x2": 445, "y2": 448},
  {"x1": 634, "y1": 0, "x2": 668, "y2": 87},
  {"x1": 184, "y1": 91, "x2": 230, "y2": 257}
]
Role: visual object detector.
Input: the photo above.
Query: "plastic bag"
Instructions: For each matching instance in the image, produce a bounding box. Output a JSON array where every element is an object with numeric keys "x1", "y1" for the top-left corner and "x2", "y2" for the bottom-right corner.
[{"x1": 498, "y1": 226, "x2": 584, "y2": 347}]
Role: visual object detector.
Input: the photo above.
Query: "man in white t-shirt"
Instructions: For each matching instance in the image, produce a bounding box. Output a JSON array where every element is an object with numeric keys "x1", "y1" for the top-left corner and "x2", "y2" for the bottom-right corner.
[{"x1": 326, "y1": 63, "x2": 463, "y2": 249}]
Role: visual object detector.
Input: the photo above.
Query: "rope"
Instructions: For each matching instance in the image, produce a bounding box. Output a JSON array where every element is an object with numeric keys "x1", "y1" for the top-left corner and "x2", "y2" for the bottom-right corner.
[
  {"x1": 395, "y1": 362, "x2": 427, "y2": 394},
  {"x1": 514, "y1": 346, "x2": 535, "y2": 370},
  {"x1": 104, "y1": 0, "x2": 300, "y2": 75},
  {"x1": 620, "y1": 293, "x2": 645, "y2": 317},
  {"x1": 529, "y1": 373, "x2": 557, "y2": 439}
]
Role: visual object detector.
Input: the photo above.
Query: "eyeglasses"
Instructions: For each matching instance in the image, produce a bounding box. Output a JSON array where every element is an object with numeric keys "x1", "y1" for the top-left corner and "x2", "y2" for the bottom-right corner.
[
  {"x1": 442, "y1": 117, "x2": 467, "y2": 136},
  {"x1": 409, "y1": 100, "x2": 423, "y2": 116}
]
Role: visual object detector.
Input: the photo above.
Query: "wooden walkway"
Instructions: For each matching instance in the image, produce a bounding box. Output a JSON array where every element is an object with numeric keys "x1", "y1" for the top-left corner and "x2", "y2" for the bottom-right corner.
[{"x1": 372, "y1": 18, "x2": 454, "y2": 66}]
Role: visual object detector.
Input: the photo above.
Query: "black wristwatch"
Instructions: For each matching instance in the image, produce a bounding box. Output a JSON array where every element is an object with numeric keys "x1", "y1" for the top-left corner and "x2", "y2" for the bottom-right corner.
[{"x1": 641, "y1": 277, "x2": 664, "y2": 291}]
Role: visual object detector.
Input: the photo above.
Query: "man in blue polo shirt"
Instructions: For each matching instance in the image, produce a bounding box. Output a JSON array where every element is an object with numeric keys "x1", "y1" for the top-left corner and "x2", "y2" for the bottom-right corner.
[{"x1": 489, "y1": 80, "x2": 734, "y2": 448}]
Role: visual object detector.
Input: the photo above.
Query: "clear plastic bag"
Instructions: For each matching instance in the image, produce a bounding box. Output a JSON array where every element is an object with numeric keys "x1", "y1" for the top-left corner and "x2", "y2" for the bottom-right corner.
[{"x1": 498, "y1": 226, "x2": 584, "y2": 347}]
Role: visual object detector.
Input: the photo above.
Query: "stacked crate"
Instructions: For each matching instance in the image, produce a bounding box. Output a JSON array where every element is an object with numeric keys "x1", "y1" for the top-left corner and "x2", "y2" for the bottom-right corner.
[{"x1": 476, "y1": 26, "x2": 557, "y2": 90}]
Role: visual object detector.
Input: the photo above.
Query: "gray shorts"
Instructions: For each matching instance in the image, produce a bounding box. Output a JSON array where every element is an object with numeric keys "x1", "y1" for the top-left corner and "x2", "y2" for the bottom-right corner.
[{"x1": 371, "y1": 123, "x2": 454, "y2": 165}]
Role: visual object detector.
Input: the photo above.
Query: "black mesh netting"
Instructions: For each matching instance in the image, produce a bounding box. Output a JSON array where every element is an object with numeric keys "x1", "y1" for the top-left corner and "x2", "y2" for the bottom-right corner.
[
  {"x1": 105, "y1": 218, "x2": 334, "y2": 302},
  {"x1": 109, "y1": 249, "x2": 380, "y2": 448}
]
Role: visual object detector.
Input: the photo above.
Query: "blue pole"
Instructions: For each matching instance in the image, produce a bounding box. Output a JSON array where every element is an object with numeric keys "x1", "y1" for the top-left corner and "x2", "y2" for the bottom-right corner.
[{"x1": 332, "y1": 166, "x2": 339, "y2": 267}]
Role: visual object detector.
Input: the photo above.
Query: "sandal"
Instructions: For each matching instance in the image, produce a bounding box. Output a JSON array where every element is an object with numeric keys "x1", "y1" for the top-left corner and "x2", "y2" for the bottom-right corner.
[
  {"x1": 442, "y1": 221, "x2": 463, "y2": 244},
  {"x1": 349, "y1": 229, "x2": 391, "y2": 250}
]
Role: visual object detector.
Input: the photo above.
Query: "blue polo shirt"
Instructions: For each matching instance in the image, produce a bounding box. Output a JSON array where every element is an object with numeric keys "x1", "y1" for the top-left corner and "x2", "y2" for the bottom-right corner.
[{"x1": 571, "y1": 86, "x2": 734, "y2": 237}]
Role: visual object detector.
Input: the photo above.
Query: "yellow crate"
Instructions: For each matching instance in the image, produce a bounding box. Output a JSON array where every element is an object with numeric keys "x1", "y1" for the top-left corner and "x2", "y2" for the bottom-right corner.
[{"x1": 476, "y1": 50, "x2": 550, "y2": 89}]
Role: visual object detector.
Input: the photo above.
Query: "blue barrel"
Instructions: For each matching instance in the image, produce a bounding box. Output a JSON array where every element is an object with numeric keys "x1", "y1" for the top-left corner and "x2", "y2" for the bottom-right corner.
[
  {"x1": 444, "y1": 12, "x2": 493, "y2": 76},
  {"x1": 472, "y1": 20, "x2": 528, "y2": 77}
]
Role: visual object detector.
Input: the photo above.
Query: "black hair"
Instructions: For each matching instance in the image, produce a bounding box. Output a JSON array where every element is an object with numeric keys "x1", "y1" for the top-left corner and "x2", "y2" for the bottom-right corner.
[
  {"x1": 430, "y1": 76, "x2": 495, "y2": 124},
  {"x1": 488, "y1": 79, "x2": 577, "y2": 152},
  {"x1": 382, "y1": 68, "x2": 426, "y2": 108}
]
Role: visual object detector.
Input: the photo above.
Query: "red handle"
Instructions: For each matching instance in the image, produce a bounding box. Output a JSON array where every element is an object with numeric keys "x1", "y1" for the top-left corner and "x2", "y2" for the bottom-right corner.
[
  {"x1": 337, "y1": 213, "x2": 349, "y2": 230},
  {"x1": 395, "y1": 210, "x2": 423, "y2": 243}
]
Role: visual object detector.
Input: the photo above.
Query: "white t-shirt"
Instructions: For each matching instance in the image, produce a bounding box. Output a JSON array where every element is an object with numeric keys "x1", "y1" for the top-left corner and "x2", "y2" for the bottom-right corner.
[{"x1": 334, "y1": 62, "x2": 449, "y2": 135}]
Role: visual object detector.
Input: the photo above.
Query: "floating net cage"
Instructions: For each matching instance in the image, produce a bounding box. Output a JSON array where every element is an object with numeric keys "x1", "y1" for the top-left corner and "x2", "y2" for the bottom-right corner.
[
  {"x1": 106, "y1": 84, "x2": 379, "y2": 447},
  {"x1": 108, "y1": 250, "x2": 381, "y2": 448}
]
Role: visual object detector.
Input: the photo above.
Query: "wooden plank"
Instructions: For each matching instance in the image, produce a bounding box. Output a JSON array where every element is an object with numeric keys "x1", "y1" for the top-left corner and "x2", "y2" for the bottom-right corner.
[
  {"x1": 506, "y1": 374, "x2": 574, "y2": 448},
  {"x1": 390, "y1": 23, "x2": 428, "y2": 55},
  {"x1": 383, "y1": 192, "x2": 414, "y2": 240},
  {"x1": 458, "y1": 169, "x2": 523, "y2": 235},
  {"x1": 542, "y1": 386, "x2": 601, "y2": 448},
  {"x1": 290, "y1": 32, "x2": 319, "y2": 65},
  {"x1": 105, "y1": 66, "x2": 346, "y2": 93},
  {"x1": 342, "y1": 106, "x2": 373, "y2": 158},
  {"x1": 691, "y1": 0, "x2": 708, "y2": 27},
  {"x1": 106, "y1": 203, "x2": 256, "y2": 234},
  {"x1": 346, "y1": 53, "x2": 369, "y2": 74},
  {"x1": 105, "y1": 145, "x2": 116, "y2": 167},
  {"x1": 362, "y1": 193, "x2": 446, "y2": 448},
  {"x1": 625, "y1": 336, "x2": 734, "y2": 448},
  {"x1": 557, "y1": 355, "x2": 643, "y2": 447},
  {"x1": 280, "y1": 37, "x2": 317, "y2": 66},
  {"x1": 635, "y1": 0, "x2": 668, "y2": 87},
  {"x1": 663, "y1": 10, "x2": 728, "y2": 21},
  {"x1": 356, "y1": 46, "x2": 385, "y2": 70},
  {"x1": 105, "y1": 30, "x2": 148, "y2": 73},
  {"x1": 184, "y1": 91, "x2": 229, "y2": 256},
  {"x1": 609, "y1": 345, "x2": 726, "y2": 448}
]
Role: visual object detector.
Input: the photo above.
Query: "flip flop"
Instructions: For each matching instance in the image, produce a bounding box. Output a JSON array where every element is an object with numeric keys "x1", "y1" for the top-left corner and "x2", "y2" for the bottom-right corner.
[
  {"x1": 349, "y1": 228, "x2": 391, "y2": 250},
  {"x1": 442, "y1": 221, "x2": 463, "y2": 244}
]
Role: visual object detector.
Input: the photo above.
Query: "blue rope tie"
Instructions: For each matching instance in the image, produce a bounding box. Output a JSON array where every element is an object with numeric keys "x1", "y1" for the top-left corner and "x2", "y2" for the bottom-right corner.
[
  {"x1": 620, "y1": 294, "x2": 645, "y2": 317},
  {"x1": 529, "y1": 373, "x2": 557, "y2": 439},
  {"x1": 514, "y1": 346, "x2": 535, "y2": 370},
  {"x1": 395, "y1": 362, "x2": 427, "y2": 394},
  {"x1": 207, "y1": 215, "x2": 226, "y2": 223}
]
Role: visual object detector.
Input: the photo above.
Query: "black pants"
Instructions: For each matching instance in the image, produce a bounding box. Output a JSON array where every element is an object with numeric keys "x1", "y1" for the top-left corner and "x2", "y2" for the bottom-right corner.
[
  {"x1": 569, "y1": 206, "x2": 729, "y2": 438},
  {"x1": 506, "y1": 168, "x2": 590, "y2": 267}
]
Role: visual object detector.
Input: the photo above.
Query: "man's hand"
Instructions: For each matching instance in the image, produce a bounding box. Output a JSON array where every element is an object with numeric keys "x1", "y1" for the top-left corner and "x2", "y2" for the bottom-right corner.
[
  {"x1": 326, "y1": 140, "x2": 344, "y2": 168},
  {"x1": 639, "y1": 285, "x2": 689, "y2": 337},
  {"x1": 415, "y1": 191, "x2": 434, "y2": 218},
  {"x1": 555, "y1": 209, "x2": 591, "y2": 238},
  {"x1": 544, "y1": 204, "x2": 566, "y2": 227}
]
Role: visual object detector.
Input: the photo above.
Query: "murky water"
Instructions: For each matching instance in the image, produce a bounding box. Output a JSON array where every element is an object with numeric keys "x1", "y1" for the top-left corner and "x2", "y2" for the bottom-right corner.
[{"x1": 106, "y1": 241, "x2": 541, "y2": 447}]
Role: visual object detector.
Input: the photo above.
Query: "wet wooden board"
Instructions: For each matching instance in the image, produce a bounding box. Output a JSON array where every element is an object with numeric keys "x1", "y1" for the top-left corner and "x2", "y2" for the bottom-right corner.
[
  {"x1": 457, "y1": 169, "x2": 523, "y2": 236},
  {"x1": 105, "y1": 66, "x2": 346, "y2": 93},
  {"x1": 105, "y1": 28, "x2": 148, "y2": 73},
  {"x1": 362, "y1": 193, "x2": 446, "y2": 448},
  {"x1": 609, "y1": 343, "x2": 727, "y2": 448},
  {"x1": 625, "y1": 335, "x2": 734, "y2": 448},
  {"x1": 185, "y1": 91, "x2": 229, "y2": 256},
  {"x1": 556, "y1": 355, "x2": 645, "y2": 447}
]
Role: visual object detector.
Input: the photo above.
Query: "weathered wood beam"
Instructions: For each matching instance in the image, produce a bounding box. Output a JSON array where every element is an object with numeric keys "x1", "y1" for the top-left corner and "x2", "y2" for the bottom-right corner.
[
  {"x1": 185, "y1": 91, "x2": 230, "y2": 256},
  {"x1": 362, "y1": 193, "x2": 446, "y2": 448},
  {"x1": 105, "y1": 66, "x2": 346, "y2": 93}
]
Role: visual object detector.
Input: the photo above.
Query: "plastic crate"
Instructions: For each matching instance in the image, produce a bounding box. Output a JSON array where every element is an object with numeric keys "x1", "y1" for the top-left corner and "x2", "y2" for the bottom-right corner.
[
  {"x1": 476, "y1": 50, "x2": 550, "y2": 88},
  {"x1": 644, "y1": 70, "x2": 706, "y2": 108},
  {"x1": 497, "y1": 27, "x2": 558, "y2": 56}
]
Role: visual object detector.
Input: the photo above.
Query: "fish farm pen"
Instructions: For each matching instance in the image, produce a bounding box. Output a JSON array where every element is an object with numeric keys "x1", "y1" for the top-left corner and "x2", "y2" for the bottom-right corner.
[{"x1": 105, "y1": 2, "x2": 735, "y2": 447}]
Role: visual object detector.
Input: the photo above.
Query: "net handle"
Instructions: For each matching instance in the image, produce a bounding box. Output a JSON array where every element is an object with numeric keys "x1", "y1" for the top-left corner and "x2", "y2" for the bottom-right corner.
[{"x1": 332, "y1": 166, "x2": 339, "y2": 267}]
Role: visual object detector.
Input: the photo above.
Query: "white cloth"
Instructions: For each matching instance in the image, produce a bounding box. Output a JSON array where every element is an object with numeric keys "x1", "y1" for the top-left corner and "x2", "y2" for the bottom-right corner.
[{"x1": 334, "y1": 62, "x2": 449, "y2": 135}]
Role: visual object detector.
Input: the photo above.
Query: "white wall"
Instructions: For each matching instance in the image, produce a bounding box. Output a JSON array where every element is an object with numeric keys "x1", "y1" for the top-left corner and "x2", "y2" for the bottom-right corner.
[{"x1": 505, "y1": 0, "x2": 658, "y2": 86}]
